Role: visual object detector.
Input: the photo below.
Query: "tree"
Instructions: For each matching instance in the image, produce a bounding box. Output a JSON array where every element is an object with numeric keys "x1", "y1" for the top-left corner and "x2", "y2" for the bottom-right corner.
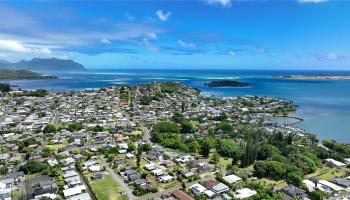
[
  {"x1": 127, "y1": 143, "x2": 136, "y2": 152},
  {"x1": 136, "y1": 145, "x2": 142, "y2": 168},
  {"x1": 67, "y1": 122, "x2": 83, "y2": 132},
  {"x1": 311, "y1": 189, "x2": 328, "y2": 200},
  {"x1": 91, "y1": 125, "x2": 104, "y2": 132},
  {"x1": 288, "y1": 153, "x2": 317, "y2": 174},
  {"x1": 257, "y1": 144, "x2": 281, "y2": 160},
  {"x1": 0, "y1": 83, "x2": 10, "y2": 93},
  {"x1": 201, "y1": 139, "x2": 211, "y2": 158},
  {"x1": 253, "y1": 160, "x2": 287, "y2": 180},
  {"x1": 19, "y1": 160, "x2": 48, "y2": 174},
  {"x1": 216, "y1": 139, "x2": 242, "y2": 165},
  {"x1": 43, "y1": 124, "x2": 56, "y2": 134},
  {"x1": 216, "y1": 121, "x2": 233, "y2": 133},
  {"x1": 180, "y1": 120, "x2": 194, "y2": 134},
  {"x1": 0, "y1": 166, "x2": 8, "y2": 175},
  {"x1": 153, "y1": 121, "x2": 179, "y2": 134},
  {"x1": 286, "y1": 172, "x2": 303, "y2": 186}
]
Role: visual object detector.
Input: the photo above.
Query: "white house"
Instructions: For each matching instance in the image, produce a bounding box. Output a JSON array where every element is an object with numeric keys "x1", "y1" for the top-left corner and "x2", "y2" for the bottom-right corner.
[
  {"x1": 223, "y1": 174, "x2": 242, "y2": 184},
  {"x1": 233, "y1": 188, "x2": 257, "y2": 199},
  {"x1": 190, "y1": 183, "x2": 207, "y2": 196}
]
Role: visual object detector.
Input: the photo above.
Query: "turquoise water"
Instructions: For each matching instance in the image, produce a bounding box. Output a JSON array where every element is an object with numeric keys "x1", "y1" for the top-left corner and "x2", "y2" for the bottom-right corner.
[{"x1": 2, "y1": 69, "x2": 350, "y2": 143}]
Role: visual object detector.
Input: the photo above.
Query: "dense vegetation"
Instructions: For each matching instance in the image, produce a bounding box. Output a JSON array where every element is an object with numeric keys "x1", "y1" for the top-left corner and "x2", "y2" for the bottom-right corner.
[
  {"x1": 0, "y1": 83, "x2": 10, "y2": 93},
  {"x1": 205, "y1": 80, "x2": 250, "y2": 87}
]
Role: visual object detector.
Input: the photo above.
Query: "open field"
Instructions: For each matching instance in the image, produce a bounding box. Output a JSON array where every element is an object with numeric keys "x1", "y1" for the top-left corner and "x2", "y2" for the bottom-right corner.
[{"x1": 89, "y1": 174, "x2": 127, "y2": 200}]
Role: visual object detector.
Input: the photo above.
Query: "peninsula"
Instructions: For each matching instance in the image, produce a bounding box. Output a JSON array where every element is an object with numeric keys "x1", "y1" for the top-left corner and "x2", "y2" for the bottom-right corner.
[
  {"x1": 275, "y1": 74, "x2": 350, "y2": 80},
  {"x1": 0, "y1": 69, "x2": 57, "y2": 80}
]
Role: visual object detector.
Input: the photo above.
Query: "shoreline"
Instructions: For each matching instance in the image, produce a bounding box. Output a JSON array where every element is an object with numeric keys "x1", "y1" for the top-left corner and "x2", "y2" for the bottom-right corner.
[{"x1": 274, "y1": 75, "x2": 350, "y2": 80}]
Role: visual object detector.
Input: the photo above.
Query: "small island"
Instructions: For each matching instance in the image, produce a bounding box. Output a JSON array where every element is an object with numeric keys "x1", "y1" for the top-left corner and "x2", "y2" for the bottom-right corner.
[
  {"x1": 0, "y1": 69, "x2": 57, "y2": 80},
  {"x1": 205, "y1": 80, "x2": 250, "y2": 87},
  {"x1": 274, "y1": 74, "x2": 350, "y2": 80}
]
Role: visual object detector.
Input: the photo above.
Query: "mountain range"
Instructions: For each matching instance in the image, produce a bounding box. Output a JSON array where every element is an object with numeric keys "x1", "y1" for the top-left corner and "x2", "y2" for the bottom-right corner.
[{"x1": 0, "y1": 58, "x2": 86, "y2": 71}]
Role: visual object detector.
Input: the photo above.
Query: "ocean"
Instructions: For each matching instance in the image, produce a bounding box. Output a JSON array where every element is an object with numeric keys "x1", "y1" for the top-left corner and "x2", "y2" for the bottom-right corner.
[{"x1": 2, "y1": 69, "x2": 350, "y2": 143}]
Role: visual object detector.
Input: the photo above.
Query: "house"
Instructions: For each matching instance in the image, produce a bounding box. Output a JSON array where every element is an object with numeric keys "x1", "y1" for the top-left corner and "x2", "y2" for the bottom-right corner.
[
  {"x1": 134, "y1": 179, "x2": 147, "y2": 186},
  {"x1": 159, "y1": 175, "x2": 173, "y2": 183},
  {"x1": 114, "y1": 158, "x2": 126, "y2": 166},
  {"x1": 282, "y1": 185, "x2": 307, "y2": 198},
  {"x1": 144, "y1": 163, "x2": 156, "y2": 171},
  {"x1": 204, "y1": 190, "x2": 215, "y2": 198},
  {"x1": 63, "y1": 185, "x2": 87, "y2": 198},
  {"x1": 172, "y1": 189, "x2": 194, "y2": 200},
  {"x1": 152, "y1": 169, "x2": 164, "y2": 176},
  {"x1": 329, "y1": 178, "x2": 350, "y2": 188},
  {"x1": 88, "y1": 165, "x2": 101, "y2": 172},
  {"x1": 0, "y1": 185, "x2": 11, "y2": 200},
  {"x1": 233, "y1": 188, "x2": 257, "y2": 199},
  {"x1": 302, "y1": 180, "x2": 316, "y2": 192},
  {"x1": 91, "y1": 173, "x2": 103, "y2": 180},
  {"x1": 126, "y1": 153, "x2": 134, "y2": 159},
  {"x1": 67, "y1": 192, "x2": 91, "y2": 200},
  {"x1": 63, "y1": 170, "x2": 79, "y2": 179},
  {"x1": 201, "y1": 180, "x2": 218, "y2": 190},
  {"x1": 223, "y1": 174, "x2": 242, "y2": 184},
  {"x1": 129, "y1": 173, "x2": 142, "y2": 182},
  {"x1": 319, "y1": 180, "x2": 344, "y2": 192},
  {"x1": 325, "y1": 159, "x2": 346, "y2": 167},
  {"x1": 211, "y1": 183, "x2": 229, "y2": 194},
  {"x1": 189, "y1": 183, "x2": 207, "y2": 195},
  {"x1": 26, "y1": 176, "x2": 58, "y2": 199}
]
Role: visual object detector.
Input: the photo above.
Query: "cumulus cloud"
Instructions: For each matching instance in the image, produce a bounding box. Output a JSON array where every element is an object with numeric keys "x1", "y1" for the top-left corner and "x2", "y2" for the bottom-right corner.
[
  {"x1": 298, "y1": 0, "x2": 329, "y2": 3},
  {"x1": 0, "y1": 39, "x2": 74, "y2": 61},
  {"x1": 147, "y1": 32, "x2": 158, "y2": 40},
  {"x1": 205, "y1": 0, "x2": 231, "y2": 7},
  {"x1": 100, "y1": 38, "x2": 111, "y2": 44},
  {"x1": 228, "y1": 51, "x2": 236, "y2": 56},
  {"x1": 0, "y1": 40, "x2": 29, "y2": 53},
  {"x1": 125, "y1": 12, "x2": 135, "y2": 21},
  {"x1": 143, "y1": 38, "x2": 160, "y2": 51},
  {"x1": 178, "y1": 40, "x2": 197, "y2": 49},
  {"x1": 155, "y1": 10, "x2": 171, "y2": 21}
]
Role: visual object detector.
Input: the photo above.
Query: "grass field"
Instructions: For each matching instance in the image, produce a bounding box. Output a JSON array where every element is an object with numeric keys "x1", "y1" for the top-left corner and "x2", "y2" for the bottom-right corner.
[
  {"x1": 46, "y1": 144, "x2": 66, "y2": 150},
  {"x1": 89, "y1": 174, "x2": 127, "y2": 200}
]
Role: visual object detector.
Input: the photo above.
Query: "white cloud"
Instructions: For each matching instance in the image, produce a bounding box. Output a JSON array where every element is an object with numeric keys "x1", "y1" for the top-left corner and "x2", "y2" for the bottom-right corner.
[
  {"x1": 298, "y1": 0, "x2": 328, "y2": 4},
  {"x1": 125, "y1": 12, "x2": 135, "y2": 21},
  {"x1": 205, "y1": 0, "x2": 231, "y2": 7},
  {"x1": 178, "y1": 40, "x2": 197, "y2": 49},
  {"x1": 0, "y1": 39, "x2": 73, "y2": 62},
  {"x1": 143, "y1": 38, "x2": 160, "y2": 51},
  {"x1": 0, "y1": 40, "x2": 29, "y2": 53},
  {"x1": 100, "y1": 38, "x2": 111, "y2": 44},
  {"x1": 326, "y1": 52, "x2": 338, "y2": 60},
  {"x1": 155, "y1": 10, "x2": 171, "y2": 21},
  {"x1": 147, "y1": 32, "x2": 158, "y2": 40},
  {"x1": 228, "y1": 51, "x2": 236, "y2": 56}
]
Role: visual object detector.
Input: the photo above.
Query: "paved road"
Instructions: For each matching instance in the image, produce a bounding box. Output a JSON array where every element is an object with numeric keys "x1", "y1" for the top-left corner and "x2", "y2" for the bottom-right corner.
[{"x1": 101, "y1": 159, "x2": 136, "y2": 200}]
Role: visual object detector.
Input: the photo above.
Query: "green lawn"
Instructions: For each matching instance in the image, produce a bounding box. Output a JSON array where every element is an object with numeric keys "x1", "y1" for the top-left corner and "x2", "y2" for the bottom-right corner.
[
  {"x1": 46, "y1": 144, "x2": 66, "y2": 150},
  {"x1": 89, "y1": 174, "x2": 127, "y2": 200},
  {"x1": 129, "y1": 130, "x2": 142, "y2": 135},
  {"x1": 218, "y1": 157, "x2": 232, "y2": 169}
]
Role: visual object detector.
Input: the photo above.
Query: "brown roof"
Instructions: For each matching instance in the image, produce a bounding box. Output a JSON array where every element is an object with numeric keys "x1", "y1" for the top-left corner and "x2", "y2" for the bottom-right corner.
[
  {"x1": 201, "y1": 179, "x2": 218, "y2": 189},
  {"x1": 172, "y1": 189, "x2": 194, "y2": 200}
]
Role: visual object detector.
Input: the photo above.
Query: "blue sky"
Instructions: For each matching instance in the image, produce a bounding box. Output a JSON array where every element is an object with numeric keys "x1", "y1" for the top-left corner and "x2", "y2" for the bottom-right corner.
[{"x1": 0, "y1": 0, "x2": 349, "y2": 69}]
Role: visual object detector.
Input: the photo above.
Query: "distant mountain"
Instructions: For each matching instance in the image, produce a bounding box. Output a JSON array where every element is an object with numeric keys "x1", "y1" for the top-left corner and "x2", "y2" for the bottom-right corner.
[
  {"x1": 0, "y1": 60, "x2": 11, "y2": 65},
  {"x1": 0, "y1": 58, "x2": 86, "y2": 71}
]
